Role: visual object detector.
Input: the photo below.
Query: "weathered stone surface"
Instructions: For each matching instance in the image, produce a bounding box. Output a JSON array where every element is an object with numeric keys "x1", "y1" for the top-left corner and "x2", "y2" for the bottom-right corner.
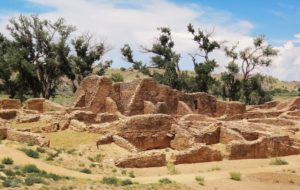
[
  {"x1": 105, "y1": 97, "x2": 119, "y2": 114},
  {"x1": 170, "y1": 144, "x2": 223, "y2": 164},
  {"x1": 113, "y1": 135, "x2": 138, "y2": 152},
  {"x1": 227, "y1": 135, "x2": 300, "y2": 159},
  {"x1": 177, "y1": 101, "x2": 192, "y2": 115},
  {"x1": 107, "y1": 114, "x2": 175, "y2": 150},
  {"x1": 215, "y1": 101, "x2": 246, "y2": 117},
  {"x1": 95, "y1": 113, "x2": 119, "y2": 123},
  {"x1": 70, "y1": 110, "x2": 96, "y2": 123},
  {"x1": 143, "y1": 101, "x2": 157, "y2": 114},
  {"x1": 115, "y1": 152, "x2": 166, "y2": 168},
  {"x1": 96, "y1": 134, "x2": 114, "y2": 148},
  {"x1": 219, "y1": 127, "x2": 245, "y2": 144},
  {"x1": 170, "y1": 125, "x2": 194, "y2": 150},
  {"x1": 17, "y1": 114, "x2": 40, "y2": 123},
  {"x1": 0, "y1": 99, "x2": 21, "y2": 109},
  {"x1": 6, "y1": 129, "x2": 49, "y2": 147},
  {"x1": 23, "y1": 98, "x2": 65, "y2": 113},
  {"x1": 0, "y1": 109, "x2": 17, "y2": 120},
  {"x1": 69, "y1": 119, "x2": 87, "y2": 132},
  {"x1": 0, "y1": 127, "x2": 7, "y2": 140}
]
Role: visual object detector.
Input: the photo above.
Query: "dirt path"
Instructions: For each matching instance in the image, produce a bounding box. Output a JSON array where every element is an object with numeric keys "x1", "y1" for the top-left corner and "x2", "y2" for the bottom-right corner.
[{"x1": 1, "y1": 144, "x2": 300, "y2": 190}]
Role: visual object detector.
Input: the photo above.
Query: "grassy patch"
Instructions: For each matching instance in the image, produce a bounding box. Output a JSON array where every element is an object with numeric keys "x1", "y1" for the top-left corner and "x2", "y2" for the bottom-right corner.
[
  {"x1": 167, "y1": 162, "x2": 178, "y2": 175},
  {"x1": 2, "y1": 157, "x2": 14, "y2": 165},
  {"x1": 195, "y1": 176, "x2": 205, "y2": 186},
  {"x1": 159, "y1": 178, "x2": 173, "y2": 185},
  {"x1": 101, "y1": 176, "x2": 133, "y2": 186},
  {"x1": 270, "y1": 158, "x2": 288, "y2": 165},
  {"x1": 229, "y1": 172, "x2": 241, "y2": 181},
  {"x1": 45, "y1": 130, "x2": 99, "y2": 149},
  {"x1": 80, "y1": 168, "x2": 92, "y2": 174}
]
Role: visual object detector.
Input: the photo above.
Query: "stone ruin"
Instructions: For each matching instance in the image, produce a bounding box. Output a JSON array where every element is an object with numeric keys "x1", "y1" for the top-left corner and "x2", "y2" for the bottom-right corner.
[{"x1": 1, "y1": 75, "x2": 300, "y2": 168}]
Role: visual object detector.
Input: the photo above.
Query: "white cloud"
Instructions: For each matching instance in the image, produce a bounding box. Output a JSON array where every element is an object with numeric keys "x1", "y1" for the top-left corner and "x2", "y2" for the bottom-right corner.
[{"x1": 0, "y1": 0, "x2": 299, "y2": 81}]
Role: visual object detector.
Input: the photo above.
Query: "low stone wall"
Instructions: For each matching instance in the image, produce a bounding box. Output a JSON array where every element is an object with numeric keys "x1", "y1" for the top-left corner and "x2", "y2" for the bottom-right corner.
[
  {"x1": 70, "y1": 110, "x2": 96, "y2": 123},
  {"x1": 0, "y1": 110, "x2": 18, "y2": 120},
  {"x1": 215, "y1": 101, "x2": 246, "y2": 117},
  {"x1": 115, "y1": 152, "x2": 166, "y2": 168},
  {"x1": 0, "y1": 99, "x2": 21, "y2": 109},
  {"x1": 0, "y1": 127, "x2": 7, "y2": 140},
  {"x1": 227, "y1": 135, "x2": 300, "y2": 159},
  {"x1": 170, "y1": 144, "x2": 223, "y2": 164},
  {"x1": 113, "y1": 135, "x2": 138, "y2": 152},
  {"x1": 6, "y1": 129, "x2": 50, "y2": 147}
]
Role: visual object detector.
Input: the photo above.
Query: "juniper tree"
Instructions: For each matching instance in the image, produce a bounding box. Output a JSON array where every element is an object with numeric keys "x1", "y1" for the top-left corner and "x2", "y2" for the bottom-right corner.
[{"x1": 187, "y1": 23, "x2": 220, "y2": 92}]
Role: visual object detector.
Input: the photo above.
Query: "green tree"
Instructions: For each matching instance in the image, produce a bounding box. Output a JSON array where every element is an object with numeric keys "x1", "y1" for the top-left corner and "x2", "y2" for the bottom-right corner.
[
  {"x1": 239, "y1": 36, "x2": 278, "y2": 103},
  {"x1": 70, "y1": 34, "x2": 107, "y2": 91},
  {"x1": 121, "y1": 27, "x2": 182, "y2": 90},
  {"x1": 6, "y1": 15, "x2": 75, "y2": 99},
  {"x1": 221, "y1": 45, "x2": 241, "y2": 101},
  {"x1": 0, "y1": 33, "x2": 21, "y2": 98},
  {"x1": 188, "y1": 23, "x2": 220, "y2": 92}
]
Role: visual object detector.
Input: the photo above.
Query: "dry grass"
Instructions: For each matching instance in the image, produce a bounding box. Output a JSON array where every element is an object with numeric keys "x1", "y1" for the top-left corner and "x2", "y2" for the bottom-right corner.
[
  {"x1": 9, "y1": 120, "x2": 49, "y2": 130},
  {"x1": 45, "y1": 130, "x2": 99, "y2": 149}
]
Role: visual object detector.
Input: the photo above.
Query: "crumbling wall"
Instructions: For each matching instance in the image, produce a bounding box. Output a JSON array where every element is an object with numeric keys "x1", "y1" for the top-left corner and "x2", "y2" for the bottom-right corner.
[
  {"x1": 6, "y1": 129, "x2": 50, "y2": 147},
  {"x1": 0, "y1": 99, "x2": 21, "y2": 109},
  {"x1": 115, "y1": 152, "x2": 166, "y2": 168}
]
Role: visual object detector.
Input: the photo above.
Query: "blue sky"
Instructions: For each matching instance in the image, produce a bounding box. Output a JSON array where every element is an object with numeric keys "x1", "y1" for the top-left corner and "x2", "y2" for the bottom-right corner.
[
  {"x1": 1, "y1": 0, "x2": 299, "y2": 44},
  {"x1": 0, "y1": 0, "x2": 300, "y2": 80}
]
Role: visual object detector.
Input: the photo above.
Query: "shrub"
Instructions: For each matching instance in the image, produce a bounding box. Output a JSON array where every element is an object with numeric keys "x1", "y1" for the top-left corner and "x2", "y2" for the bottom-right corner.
[
  {"x1": 2, "y1": 177, "x2": 21, "y2": 187},
  {"x1": 20, "y1": 148, "x2": 39, "y2": 158},
  {"x1": 80, "y1": 168, "x2": 92, "y2": 174},
  {"x1": 270, "y1": 158, "x2": 288, "y2": 165},
  {"x1": 22, "y1": 164, "x2": 40, "y2": 173},
  {"x1": 36, "y1": 147, "x2": 46, "y2": 153},
  {"x1": 101, "y1": 176, "x2": 118, "y2": 185},
  {"x1": 120, "y1": 67, "x2": 126, "y2": 71},
  {"x1": 25, "y1": 176, "x2": 46, "y2": 186},
  {"x1": 167, "y1": 162, "x2": 177, "y2": 175},
  {"x1": 2, "y1": 157, "x2": 13, "y2": 165},
  {"x1": 230, "y1": 172, "x2": 241, "y2": 181},
  {"x1": 159, "y1": 178, "x2": 172, "y2": 185},
  {"x1": 195, "y1": 176, "x2": 205, "y2": 186},
  {"x1": 128, "y1": 171, "x2": 135, "y2": 178},
  {"x1": 120, "y1": 179, "x2": 133, "y2": 186},
  {"x1": 46, "y1": 173, "x2": 63, "y2": 181},
  {"x1": 121, "y1": 170, "x2": 127, "y2": 175},
  {"x1": 110, "y1": 73, "x2": 124, "y2": 82},
  {"x1": 3, "y1": 169, "x2": 15, "y2": 176}
]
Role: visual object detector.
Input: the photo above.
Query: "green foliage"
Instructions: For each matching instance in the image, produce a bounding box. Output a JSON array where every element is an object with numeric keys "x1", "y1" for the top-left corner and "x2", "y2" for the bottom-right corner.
[
  {"x1": 20, "y1": 148, "x2": 39, "y2": 158},
  {"x1": 96, "y1": 60, "x2": 113, "y2": 76},
  {"x1": 240, "y1": 74, "x2": 272, "y2": 105},
  {"x1": 128, "y1": 171, "x2": 135, "y2": 178},
  {"x1": 121, "y1": 44, "x2": 143, "y2": 70},
  {"x1": 2, "y1": 157, "x2": 14, "y2": 165},
  {"x1": 22, "y1": 164, "x2": 41, "y2": 173},
  {"x1": 159, "y1": 178, "x2": 173, "y2": 185},
  {"x1": 5, "y1": 15, "x2": 76, "y2": 99},
  {"x1": 229, "y1": 172, "x2": 241, "y2": 181},
  {"x1": 25, "y1": 176, "x2": 46, "y2": 186},
  {"x1": 80, "y1": 168, "x2": 92, "y2": 174},
  {"x1": 2, "y1": 177, "x2": 21, "y2": 188},
  {"x1": 195, "y1": 176, "x2": 205, "y2": 186},
  {"x1": 298, "y1": 87, "x2": 300, "y2": 96},
  {"x1": 101, "y1": 176, "x2": 133, "y2": 186},
  {"x1": 120, "y1": 179, "x2": 133, "y2": 186},
  {"x1": 101, "y1": 176, "x2": 118, "y2": 185},
  {"x1": 270, "y1": 158, "x2": 288, "y2": 165},
  {"x1": 36, "y1": 147, "x2": 46, "y2": 153},
  {"x1": 110, "y1": 73, "x2": 124, "y2": 82},
  {"x1": 188, "y1": 23, "x2": 220, "y2": 92}
]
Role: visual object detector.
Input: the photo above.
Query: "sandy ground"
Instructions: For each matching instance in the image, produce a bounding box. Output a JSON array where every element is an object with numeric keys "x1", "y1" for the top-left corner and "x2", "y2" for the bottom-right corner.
[{"x1": 1, "y1": 144, "x2": 300, "y2": 190}]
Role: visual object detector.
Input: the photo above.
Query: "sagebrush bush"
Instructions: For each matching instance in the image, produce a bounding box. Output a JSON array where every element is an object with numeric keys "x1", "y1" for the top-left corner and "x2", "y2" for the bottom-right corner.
[
  {"x1": 2, "y1": 157, "x2": 13, "y2": 165},
  {"x1": 20, "y1": 148, "x2": 39, "y2": 158},
  {"x1": 25, "y1": 176, "x2": 46, "y2": 186},
  {"x1": 159, "y1": 178, "x2": 172, "y2": 185},
  {"x1": 2, "y1": 177, "x2": 21, "y2": 187},
  {"x1": 120, "y1": 179, "x2": 133, "y2": 186},
  {"x1": 22, "y1": 164, "x2": 41, "y2": 173},
  {"x1": 195, "y1": 176, "x2": 205, "y2": 185},
  {"x1": 110, "y1": 73, "x2": 124, "y2": 82},
  {"x1": 80, "y1": 168, "x2": 92, "y2": 174},
  {"x1": 102, "y1": 176, "x2": 118, "y2": 185},
  {"x1": 230, "y1": 172, "x2": 241, "y2": 181},
  {"x1": 128, "y1": 171, "x2": 135, "y2": 178},
  {"x1": 270, "y1": 158, "x2": 288, "y2": 165}
]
